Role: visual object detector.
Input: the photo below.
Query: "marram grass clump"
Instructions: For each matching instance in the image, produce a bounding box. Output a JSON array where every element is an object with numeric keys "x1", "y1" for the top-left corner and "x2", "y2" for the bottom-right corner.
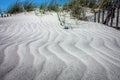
[
  {"x1": 7, "y1": 1, "x2": 23, "y2": 14},
  {"x1": 23, "y1": 0, "x2": 37, "y2": 12},
  {"x1": 47, "y1": 0, "x2": 58, "y2": 12},
  {"x1": 7, "y1": 0, "x2": 37, "y2": 14}
]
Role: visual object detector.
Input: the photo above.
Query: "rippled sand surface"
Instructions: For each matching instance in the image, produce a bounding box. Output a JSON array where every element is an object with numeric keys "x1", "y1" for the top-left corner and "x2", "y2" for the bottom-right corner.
[{"x1": 0, "y1": 13, "x2": 120, "y2": 80}]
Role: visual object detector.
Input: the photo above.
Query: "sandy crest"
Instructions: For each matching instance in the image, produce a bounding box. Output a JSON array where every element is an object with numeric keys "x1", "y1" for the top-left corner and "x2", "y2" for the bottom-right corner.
[{"x1": 0, "y1": 12, "x2": 120, "y2": 80}]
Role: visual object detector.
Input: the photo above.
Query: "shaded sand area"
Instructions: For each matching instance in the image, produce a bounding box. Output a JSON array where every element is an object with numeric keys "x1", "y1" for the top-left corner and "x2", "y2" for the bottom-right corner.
[{"x1": 0, "y1": 12, "x2": 120, "y2": 80}]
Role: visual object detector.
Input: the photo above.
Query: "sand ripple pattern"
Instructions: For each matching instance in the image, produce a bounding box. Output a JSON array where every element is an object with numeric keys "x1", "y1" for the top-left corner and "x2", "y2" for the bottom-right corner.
[{"x1": 0, "y1": 13, "x2": 120, "y2": 80}]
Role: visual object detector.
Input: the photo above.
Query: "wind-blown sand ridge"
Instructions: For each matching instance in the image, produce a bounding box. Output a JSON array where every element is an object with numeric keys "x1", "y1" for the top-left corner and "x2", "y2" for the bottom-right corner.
[{"x1": 0, "y1": 12, "x2": 120, "y2": 80}]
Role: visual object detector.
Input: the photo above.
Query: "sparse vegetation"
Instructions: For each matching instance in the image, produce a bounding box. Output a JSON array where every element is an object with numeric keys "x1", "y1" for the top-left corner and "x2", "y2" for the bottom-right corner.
[
  {"x1": 23, "y1": 0, "x2": 36, "y2": 11},
  {"x1": 39, "y1": 3, "x2": 46, "y2": 10},
  {"x1": 39, "y1": 0, "x2": 59, "y2": 12},
  {"x1": 7, "y1": 0, "x2": 23, "y2": 14},
  {"x1": 47, "y1": 0, "x2": 58, "y2": 12},
  {"x1": 96, "y1": 0, "x2": 118, "y2": 9},
  {"x1": 39, "y1": 2, "x2": 47, "y2": 14},
  {"x1": 62, "y1": 0, "x2": 97, "y2": 20},
  {"x1": 63, "y1": 0, "x2": 84, "y2": 20},
  {"x1": 6, "y1": 0, "x2": 98, "y2": 20},
  {"x1": 87, "y1": 0, "x2": 96, "y2": 8},
  {"x1": 7, "y1": 0, "x2": 36, "y2": 14}
]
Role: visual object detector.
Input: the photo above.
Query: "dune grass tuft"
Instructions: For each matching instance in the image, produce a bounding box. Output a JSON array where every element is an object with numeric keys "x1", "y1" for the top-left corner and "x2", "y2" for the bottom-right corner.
[
  {"x1": 39, "y1": 3, "x2": 47, "y2": 14},
  {"x1": 7, "y1": 0, "x2": 23, "y2": 14},
  {"x1": 7, "y1": 0, "x2": 37, "y2": 14},
  {"x1": 23, "y1": 0, "x2": 37, "y2": 12},
  {"x1": 47, "y1": 0, "x2": 58, "y2": 12}
]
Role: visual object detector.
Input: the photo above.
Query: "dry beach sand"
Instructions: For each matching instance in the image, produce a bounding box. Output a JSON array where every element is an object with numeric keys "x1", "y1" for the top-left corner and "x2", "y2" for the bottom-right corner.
[{"x1": 0, "y1": 12, "x2": 120, "y2": 80}]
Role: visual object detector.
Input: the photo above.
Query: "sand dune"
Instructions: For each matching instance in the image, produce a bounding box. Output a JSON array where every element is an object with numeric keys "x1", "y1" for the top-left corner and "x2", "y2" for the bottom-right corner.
[{"x1": 0, "y1": 12, "x2": 120, "y2": 80}]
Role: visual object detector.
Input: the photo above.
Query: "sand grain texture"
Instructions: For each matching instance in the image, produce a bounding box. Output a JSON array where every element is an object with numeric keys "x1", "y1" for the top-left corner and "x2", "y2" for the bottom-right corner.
[{"x1": 0, "y1": 13, "x2": 120, "y2": 80}]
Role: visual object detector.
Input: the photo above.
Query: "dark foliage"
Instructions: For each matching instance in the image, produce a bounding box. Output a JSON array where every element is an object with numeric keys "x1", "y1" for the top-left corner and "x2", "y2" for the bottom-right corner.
[
  {"x1": 47, "y1": 0, "x2": 58, "y2": 12},
  {"x1": 23, "y1": 0, "x2": 37, "y2": 11},
  {"x1": 7, "y1": 0, "x2": 36, "y2": 14},
  {"x1": 7, "y1": 0, "x2": 23, "y2": 14}
]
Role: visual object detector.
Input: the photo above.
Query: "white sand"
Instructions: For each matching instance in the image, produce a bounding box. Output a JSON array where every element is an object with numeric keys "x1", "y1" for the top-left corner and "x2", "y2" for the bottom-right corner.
[{"x1": 0, "y1": 12, "x2": 120, "y2": 80}]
